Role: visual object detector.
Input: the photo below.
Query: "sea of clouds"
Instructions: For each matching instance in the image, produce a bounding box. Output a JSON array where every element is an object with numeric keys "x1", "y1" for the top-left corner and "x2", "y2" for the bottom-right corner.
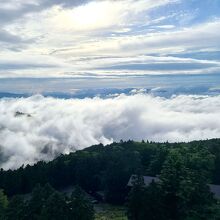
[{"x1": 0, "y1": 94, "x2": 220, "y2": 169}]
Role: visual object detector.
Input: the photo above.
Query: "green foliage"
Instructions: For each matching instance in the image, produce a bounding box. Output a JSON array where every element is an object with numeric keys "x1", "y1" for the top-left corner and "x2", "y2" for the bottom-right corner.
[
  {"x1": 0, "y1": 190, "x2": 8, "y2": 209},
  {"x1": 0, "y1": 140, "x2": 220, "y2": 219},
  {"x1": 95, "y1": 204, "x2": 127, "y2": 220},
  {"x1": 68, "y1": 186, "x2": 94, "y2": 220},
  {"x1": 1, "y1": 184, "x2": 94, "y2": 220},
  {"x1": 6, "y1": 195, "x2": 26, "y2": 220},
  {"x1": 127, "y1": 180, "x2": 164, "y2": 220},
  {"x1": 41, "y1": 192, "x2": 69, "y2": 220},
  {"x1": 127, "y1": 144, "x2": 219, "y2": 220},
  {"x1": 160, "y1": 146, "x2": 215, "y2": 220},
  {"x1": 1, "y1": 139, "x2": 220, "y2": 198},
  {"x1": 0, "y1": 189, "x2": 8, "y2": 220},
  {"x1": 26, "y1": 184, "x2": 56, "y2": 219},
  {"x1": 104, "y1": 151, "x2": 141, "y2": 204}
]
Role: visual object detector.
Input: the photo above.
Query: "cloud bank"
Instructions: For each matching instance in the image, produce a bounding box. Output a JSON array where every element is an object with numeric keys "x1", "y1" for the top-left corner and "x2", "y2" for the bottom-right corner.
[{"x1": 0, "y1": 94, "x2": 220, "y2": 169}]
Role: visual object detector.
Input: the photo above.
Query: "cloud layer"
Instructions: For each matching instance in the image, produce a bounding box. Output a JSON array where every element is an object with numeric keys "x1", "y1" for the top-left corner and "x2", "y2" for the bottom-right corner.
[
  {"x1": 0, "y1": 94, "x2": 220, "y2": 169},
  {"x1": 0, "y1": 0, "x2": 220, "y2": 77}
]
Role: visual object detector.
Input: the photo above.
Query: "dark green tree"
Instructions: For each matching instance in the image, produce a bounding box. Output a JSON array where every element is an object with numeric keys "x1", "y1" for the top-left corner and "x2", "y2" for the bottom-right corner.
[
  {"x1": 127, "y1": 175, "x2": 145, "y2": 220},
  {"x1": 26, "y1": 183, "x2": 55, "y2": 219},
  {"x1": 127, "y1": 176, "x2": 165, "y2": 220},
  {"x1": 104, "y1": 151, "x2": 141, "y2": 204},
  {"x1": 6, "y1": 195, "x2": 27, "y2": 220},
  {"x1": 160, "y1": 146, "x2": 216, "y2": 220},
  {"x1": 68, "y1": 186, "x2": 94, "y2": 220},
  {"x1": 41, "y1": 192, "x2": 69, "y2": 220},
  {"x1": 0, "y1": 189, "x2": 8, "y2": 220}
]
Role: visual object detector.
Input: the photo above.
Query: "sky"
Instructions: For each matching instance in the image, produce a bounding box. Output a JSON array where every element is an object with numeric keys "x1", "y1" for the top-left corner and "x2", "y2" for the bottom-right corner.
[{"x1": 0, "y1": 0, "x2": 220, "y2": 78}]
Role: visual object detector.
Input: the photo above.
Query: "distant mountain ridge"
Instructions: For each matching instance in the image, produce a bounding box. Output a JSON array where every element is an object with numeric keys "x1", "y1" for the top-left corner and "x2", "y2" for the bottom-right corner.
[{"x1": 1, "y1": 85, "x2": 220, "y2": 99}]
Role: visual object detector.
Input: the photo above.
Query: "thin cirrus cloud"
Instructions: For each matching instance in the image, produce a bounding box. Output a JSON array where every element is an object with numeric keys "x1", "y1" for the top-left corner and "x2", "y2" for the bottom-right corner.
[
  {"x1": 0, "y1": 0, "x2": 219, "y2": 77},
  {"x1": 1, "y1": 93, "x2": 220, "y2": 169}
]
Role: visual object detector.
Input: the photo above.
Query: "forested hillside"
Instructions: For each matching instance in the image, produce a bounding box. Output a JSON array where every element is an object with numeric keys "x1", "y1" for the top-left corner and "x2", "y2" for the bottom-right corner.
[{"x1": 1, "y1": 139, "x2": 220, "y2": 219}]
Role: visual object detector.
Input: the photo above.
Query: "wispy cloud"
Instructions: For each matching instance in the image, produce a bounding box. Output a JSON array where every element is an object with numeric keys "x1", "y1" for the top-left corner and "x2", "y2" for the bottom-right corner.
[{"x1": 0, "y1": 0, "x2": 219, "y2": 77}]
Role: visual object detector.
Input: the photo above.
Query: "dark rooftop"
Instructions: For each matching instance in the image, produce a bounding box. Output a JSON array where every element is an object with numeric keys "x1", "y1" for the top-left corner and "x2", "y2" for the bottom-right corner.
[{"x1": 128, "y1": 175, "x2": 220, "y2": 199}]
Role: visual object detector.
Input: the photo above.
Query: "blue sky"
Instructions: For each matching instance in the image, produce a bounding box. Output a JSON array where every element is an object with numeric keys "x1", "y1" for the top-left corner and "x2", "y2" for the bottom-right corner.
[{"x1": 0, "y1": 0, "x2": 220, "y2": 78}]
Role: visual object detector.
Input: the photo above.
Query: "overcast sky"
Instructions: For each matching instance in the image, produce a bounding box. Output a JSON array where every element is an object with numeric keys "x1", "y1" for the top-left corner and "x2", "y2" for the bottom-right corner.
[{"x1": 0, "y1": 0, "x2": 219, "y2": 78}]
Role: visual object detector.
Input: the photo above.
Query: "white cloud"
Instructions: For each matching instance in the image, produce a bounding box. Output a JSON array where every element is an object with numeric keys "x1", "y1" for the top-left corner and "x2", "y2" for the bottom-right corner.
[
  {"x1": 0, "y1": 0, "x2": 37, "y2": 10},
  {"x1": 24, "y1": 0, "x2": 177, "y2": 32},
  {"x1": 1, "y1": 94, "x2": 220, "y2": 169},
  {"x1": 65, "y1": 20, "x2": 220, "y2": 56},
  {"x1": 0, "y1": 0, "x2": 219, "y2": 77}
]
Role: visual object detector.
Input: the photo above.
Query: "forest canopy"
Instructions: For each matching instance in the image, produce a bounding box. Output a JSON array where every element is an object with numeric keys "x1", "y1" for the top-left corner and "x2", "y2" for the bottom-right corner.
[{"x1": 1, "y1": 139, "x2": 220, "y2": 219}]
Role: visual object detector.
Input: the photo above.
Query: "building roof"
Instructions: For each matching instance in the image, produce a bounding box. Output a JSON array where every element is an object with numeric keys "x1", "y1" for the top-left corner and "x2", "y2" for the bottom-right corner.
[
  {"x1": 128, "y1": 175, "x2": 220, "y2": 199},
  {"x1": 209, "y1": 184, "x2": 220, "y2": 199},
  {"x1": 127, "y1": 175, "x2": 159, "y2": 187}
]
